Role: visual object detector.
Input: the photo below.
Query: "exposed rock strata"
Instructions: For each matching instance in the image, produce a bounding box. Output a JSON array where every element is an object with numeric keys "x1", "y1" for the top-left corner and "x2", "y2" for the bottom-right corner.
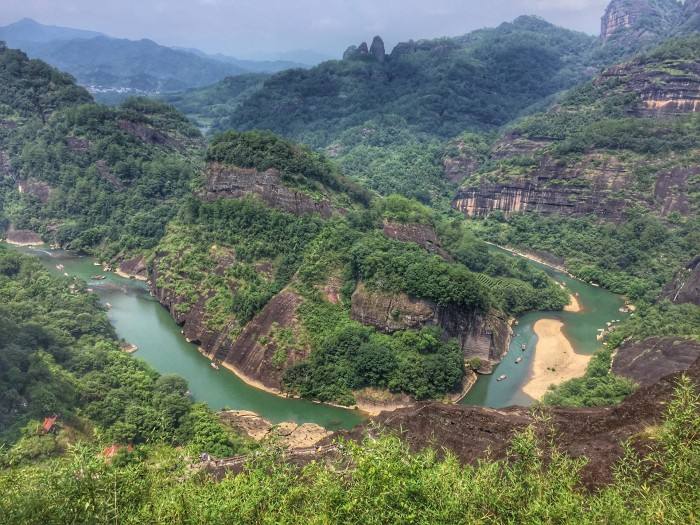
[
  {"x1": 597, "y1": 59, "x2": 700, "y2": 116},
  {"x1": 203, "y1": 162, "x2": 336, "y2": 218},
  {"x1": 350, "y1": 282, "x2": 511, "y2": 367},
  {"x1": 219, "y1": 410, "x2": 331, "y2": 448},
  {"x1": 600, "y1": 0, "x2": 681, "y2": 42},
  {"x1": 381, "y1": 220, "x2": 452, "y2": 260},
  {"x1": 151, "y1": 254, "x2": 308, "y2": 392}
]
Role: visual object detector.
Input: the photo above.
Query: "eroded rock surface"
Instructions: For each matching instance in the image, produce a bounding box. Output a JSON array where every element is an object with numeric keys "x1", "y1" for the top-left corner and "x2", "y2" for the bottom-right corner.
[
  {"x1": 350, "y1": 282, "x2": 511, "y2": 367},
  {"x1": 661, "y1": 256, "x2": 700, "y2": 305},
  {"x1": 381, "y1": 220, "x2": 452, "y2": 260},
  {"x1": 220, "y1": 410, "x2": 331, "y2": 448},
  {"x1": 612, "y1": 336, "x2": 700, "y2": 386},
  {"x1": 203, "y1": 162, "x2": 335, "y2": 218},
  {"x1": 337, "y1": 355, "x2": 700, "y2": 488}
]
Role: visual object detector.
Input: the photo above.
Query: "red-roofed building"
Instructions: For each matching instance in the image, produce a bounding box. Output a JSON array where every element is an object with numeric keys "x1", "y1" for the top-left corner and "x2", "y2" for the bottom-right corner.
[{"x1": 40, "y1": 415, "x2": 58, "y2": 434}]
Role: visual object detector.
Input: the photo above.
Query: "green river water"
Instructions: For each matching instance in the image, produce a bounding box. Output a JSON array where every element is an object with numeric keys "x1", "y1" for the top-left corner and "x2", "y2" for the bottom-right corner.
[
  {"x1": 11, "y1": 244, "x2": 626, "y2": 426},
  {"x1": 462, "y1": 249, "x2": 627, "y2": 407}
]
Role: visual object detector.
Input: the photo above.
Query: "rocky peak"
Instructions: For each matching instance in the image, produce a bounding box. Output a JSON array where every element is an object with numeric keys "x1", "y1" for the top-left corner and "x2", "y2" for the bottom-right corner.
[
  {"x1": 369, "y1": 36, "x2": 386, "y2": 62},
  {"x1": 343, "y1": 38, "x2": 387, "y2": 61},
  {"x1": 600, "y1": 0, "x2": 681, "y2": 42}
]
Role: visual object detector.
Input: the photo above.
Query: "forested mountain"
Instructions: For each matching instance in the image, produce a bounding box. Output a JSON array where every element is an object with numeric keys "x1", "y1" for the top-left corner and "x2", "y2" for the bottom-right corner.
[
  {"x1": 1, "y1": 1, "x2": 700, "y2": 521},
  {"x1": 203, "y1": 16, "x2": 599, "y2": 145},
  {"x1": 0, "y1": 42, "x2": 567, "y2": 408},
  {"x1": 0, "y1": 45, "x2": 204, "y2": 256},
  {"x1": 0, "y1": 18, "x2": 305, "y2": 102},
  {"x1": 452, "y1": 35, "x2": 700, "y2": 300}
]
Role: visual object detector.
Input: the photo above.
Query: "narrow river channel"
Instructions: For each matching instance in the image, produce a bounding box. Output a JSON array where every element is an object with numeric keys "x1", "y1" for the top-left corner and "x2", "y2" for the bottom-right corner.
[
  {"x1": 462, "y1": 249, "x2": 627, "y2": 407},
  {"x1": 10, "y1": 244, "x2": 626, "y2": 424}
]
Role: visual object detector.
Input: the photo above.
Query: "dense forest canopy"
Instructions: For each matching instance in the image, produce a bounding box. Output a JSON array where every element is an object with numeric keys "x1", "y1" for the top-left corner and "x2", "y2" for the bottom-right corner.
[{"x1": 0, "y1": 246, "x2": 245, "y2": 459}]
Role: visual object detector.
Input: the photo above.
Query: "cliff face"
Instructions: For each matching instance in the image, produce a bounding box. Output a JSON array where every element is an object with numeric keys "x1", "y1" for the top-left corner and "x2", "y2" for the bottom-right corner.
[
  {"x1": 350, "y1": 282, "x2": 511, "y2": 368},
  {"x1": 381, "y1": 220, "x2": 452, "y2": 260},
  {"x1": 452, "y1": 148, "x2": 630, "y2": 219},
  {"x1": 600, "y1": 0, "x2": 681, "y2": 42},
  {"x1": 203, "y1": 162, "x2": 336, "y2": 218},
  {"x1": 597, "y1": 59, "x2": 700, "y2": 116},
  {"x1": 661, "y1": 255, "x2": 700, "y2": 305},
  {"x1": 150, "y1": 254, "x2": 309, "y2": 392},
  {"x1": 451, "y1": 50, "x2": 700, "y2": 220}
]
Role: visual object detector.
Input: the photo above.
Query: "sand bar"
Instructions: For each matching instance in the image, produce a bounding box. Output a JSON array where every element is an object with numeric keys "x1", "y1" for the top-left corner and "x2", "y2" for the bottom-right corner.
[
  {"x1": 522, "y1": 319, "x2": 590, "y2": 400},
  {"x1": 564, "y1": 293, "x2": 582, "y2": 313}
]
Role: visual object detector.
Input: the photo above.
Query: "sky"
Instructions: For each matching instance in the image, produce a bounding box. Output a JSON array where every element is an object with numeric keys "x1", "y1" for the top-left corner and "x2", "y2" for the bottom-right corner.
[{"x1": 0, "y1": 0, "x2": 611, "y2": 60}]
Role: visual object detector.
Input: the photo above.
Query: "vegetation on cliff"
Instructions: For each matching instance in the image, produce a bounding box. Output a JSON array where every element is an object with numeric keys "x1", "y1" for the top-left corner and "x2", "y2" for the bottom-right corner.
[{"x1": 0, "y1": 246, "x2": 246, "y2": 458}]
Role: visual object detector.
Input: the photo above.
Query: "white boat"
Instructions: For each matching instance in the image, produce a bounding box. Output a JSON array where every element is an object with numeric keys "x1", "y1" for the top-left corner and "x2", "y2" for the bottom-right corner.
[
  {"x1": 521, "y1": 343, "x2": 527, "y2": 351},
  {"x1": 210, "y1": 362, "x2": 220, "y2": 370},
  {"x1": 497, "y1": 374, "x2": 507, "y2": 382},
  {"x1": 515, "y1": 357, "x2": 522, "y2": 364}
]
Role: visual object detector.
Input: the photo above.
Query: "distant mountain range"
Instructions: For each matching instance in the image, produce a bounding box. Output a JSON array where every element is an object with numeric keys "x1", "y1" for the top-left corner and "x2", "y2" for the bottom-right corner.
[{"x1": 0, "y1": 18, "x2": 314, "y2": 101}]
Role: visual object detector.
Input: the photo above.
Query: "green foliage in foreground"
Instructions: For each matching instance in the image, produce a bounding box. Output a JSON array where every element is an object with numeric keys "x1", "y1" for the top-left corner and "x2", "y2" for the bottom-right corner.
[{"x1": 2, "y1": 379, "x2": 699, "y2": 524}]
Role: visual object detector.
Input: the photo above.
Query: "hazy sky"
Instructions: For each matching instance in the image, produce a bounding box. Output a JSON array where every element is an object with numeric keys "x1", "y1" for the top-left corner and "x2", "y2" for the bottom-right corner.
[{"x1": 0, "y1": 0, "x2": 610, "y2": 59}]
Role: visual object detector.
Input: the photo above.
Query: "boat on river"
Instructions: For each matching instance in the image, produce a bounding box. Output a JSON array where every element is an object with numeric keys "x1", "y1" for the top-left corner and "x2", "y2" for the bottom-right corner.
[
  {"x1": 91, "y1": 274, "x2": 106, "y2": 280},
  {"x1": 210, "y1": 362, "x2": 220, "y2": 370},
  {"x1": 497, "y1": 374, "x2": 507, "y2": 382},
  {"x1": 515, "y1": 357, "x2": 522, "y2": 364},
  {"x1": 521, "y1": 343, "x2": 527, "y2": 351}
]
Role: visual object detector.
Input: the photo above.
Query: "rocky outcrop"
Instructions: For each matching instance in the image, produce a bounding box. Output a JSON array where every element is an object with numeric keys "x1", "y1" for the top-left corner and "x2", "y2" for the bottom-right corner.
[
  {"x1": 369, "y1": 36, "x2": 386, "y2": 62},
  {"x1": 453, "y1": 152, "x2": 630, "y2": 219},
  {"x1": 336, "y1": 355, "x2": 700, "y2": 488},
  {"x1": 612, "y1": 336, "x2": 700, "y2": 386},
  {"x1": 17, "y1": 178, "x2": 52, "y2": 203},
  {"x1": 597, "y1": 59, "x2": 700, "y2": 116},
  {"x1": 117, "y1": 255, "x2": 148, "y2": 280},
  {"x1": 4, "y1": 226, "x2": 42, "y2": 246},
  {"x1": 600, "y1": 0, "x2": 681, "y2": 42},
  {"x1": 381, "y1": 220, "x2": 452, "y2": 260},
  {"x1": 220, "y1": 410, "x2": 331, "y2": 448},
  {"x1": 344, "y1": 38, "x2": 385, "y2": 61},
  {"x1": 203, "y1": 162, "x2": 336, "y2": 218},
  {"x1": 661, "y1": 256, "x2": 700, "y2": 305},
  {"x1": 151, "y1": 252, "x2": 309, "y2": 392},
  {"x1": 350, "y1": 282, "x2": 511, "y2": 367},
  {"x1": 117, "y1": 119, "x2": 176, "y2": 148},
  {"x1": 220, "y1": 290, "x2": 309, "y2": 391}
]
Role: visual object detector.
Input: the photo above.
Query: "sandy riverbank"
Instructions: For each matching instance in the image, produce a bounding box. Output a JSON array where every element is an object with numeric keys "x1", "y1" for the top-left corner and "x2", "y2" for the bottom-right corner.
[
  {"x1": 564, "y1": 293, "x2": 582, "y2": 313},
  {"x1": 522, "y1": 319, "x2": 591, "y2": 401}
]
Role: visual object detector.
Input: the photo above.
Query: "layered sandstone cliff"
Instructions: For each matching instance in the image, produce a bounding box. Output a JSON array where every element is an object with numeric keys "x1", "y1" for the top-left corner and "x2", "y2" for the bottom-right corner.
[
  {"x1": 350, "y1": 282, "x2": 511, "y2": 370},
  {"x1": 203, "y1": 162, "x2": 336, "y2": 218}
]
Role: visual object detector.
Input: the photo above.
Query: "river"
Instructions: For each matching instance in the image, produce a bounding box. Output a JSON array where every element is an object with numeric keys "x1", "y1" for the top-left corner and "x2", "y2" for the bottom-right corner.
[
  {"x1": 10, "y1": 244, "x2": 625, "y2": 424},
  {"x1": 462, "y1": 249, "x2": 627, "y2": 407},
  {"x1": 11, "y1": 246, "x2": 364, "y2": 430}
]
